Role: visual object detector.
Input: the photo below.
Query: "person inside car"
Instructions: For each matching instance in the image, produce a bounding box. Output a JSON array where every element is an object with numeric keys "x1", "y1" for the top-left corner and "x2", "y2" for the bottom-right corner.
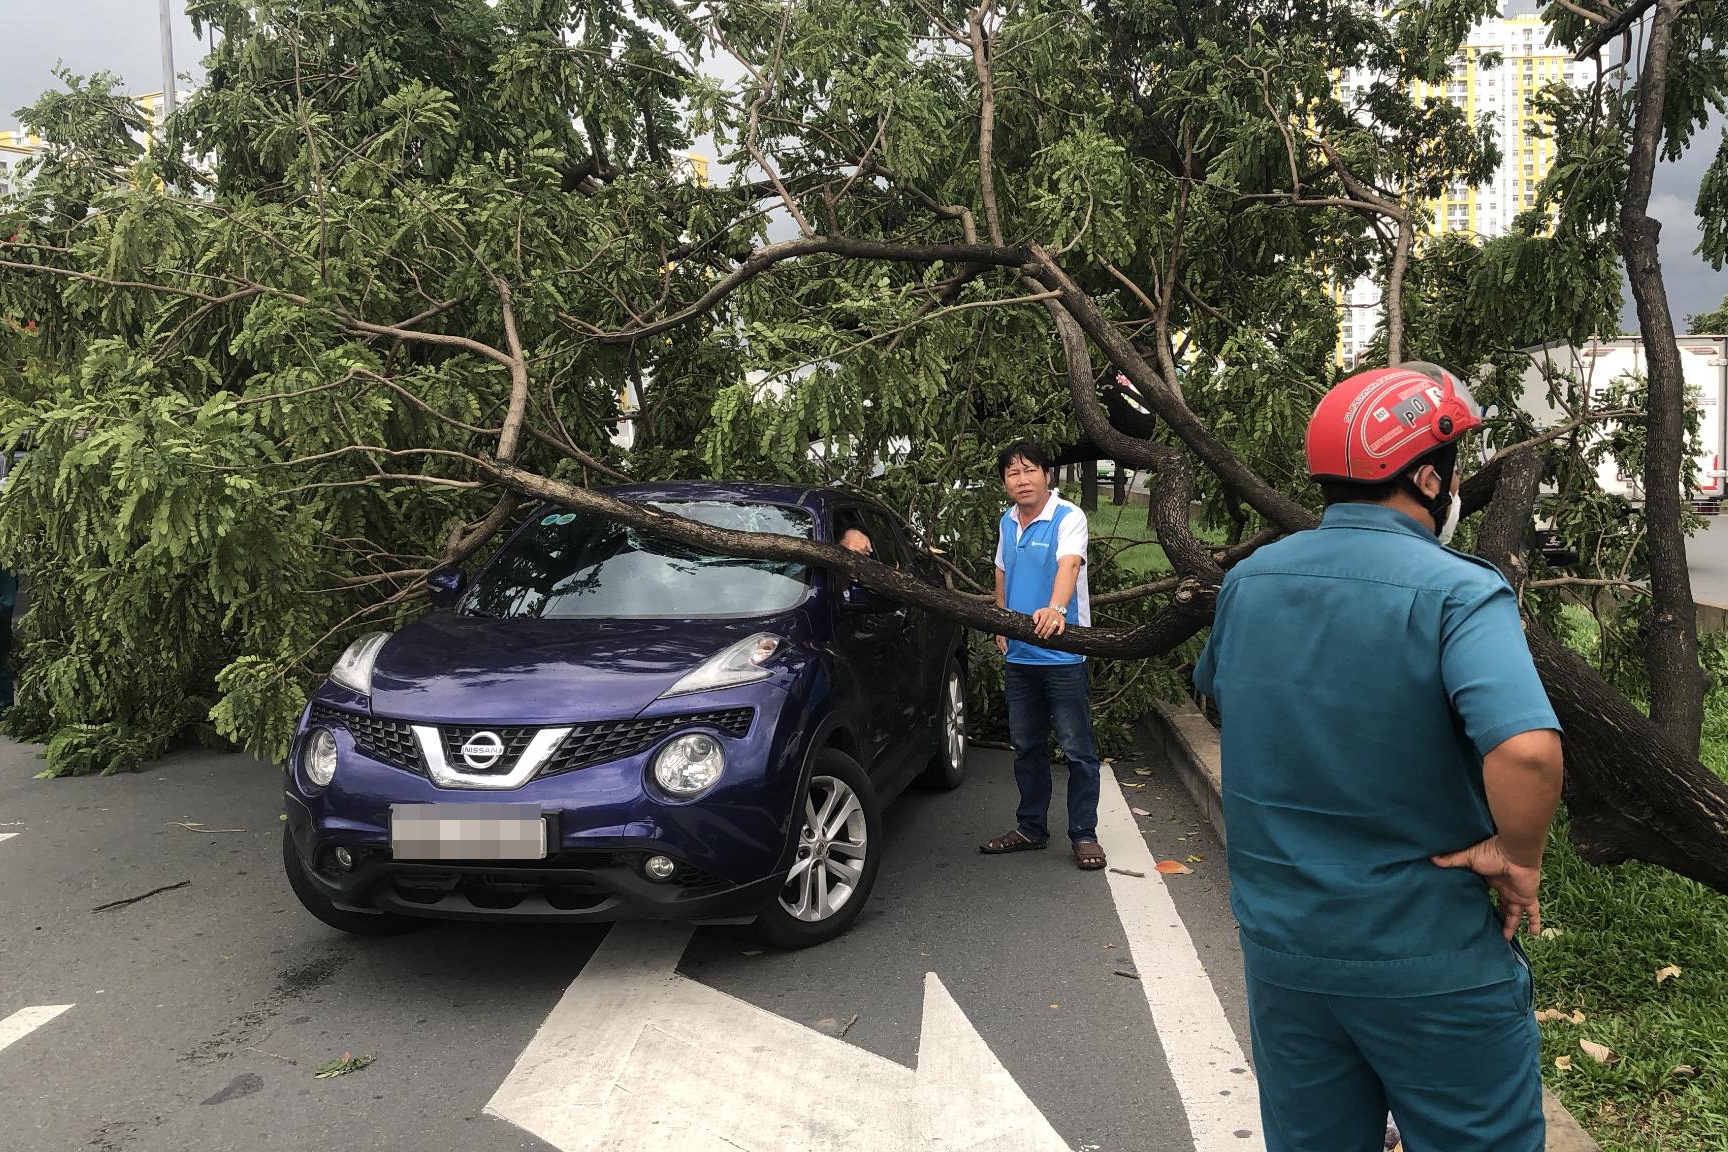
[{"x1": 839, "y1": 527, "x2": 873, "y2": 555}]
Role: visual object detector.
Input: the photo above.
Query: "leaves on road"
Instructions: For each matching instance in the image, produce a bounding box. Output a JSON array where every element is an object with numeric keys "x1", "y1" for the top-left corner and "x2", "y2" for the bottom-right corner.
[
  {"x1": 315, "y1": 1052, "x2": 375, "y2": 1079},
  {"x1": 1154, "y1": 860, "x2": 1193, "y2": 876},
  {"x1": 1130, "y1": 807, "x2": 1152, "y2": 817}
]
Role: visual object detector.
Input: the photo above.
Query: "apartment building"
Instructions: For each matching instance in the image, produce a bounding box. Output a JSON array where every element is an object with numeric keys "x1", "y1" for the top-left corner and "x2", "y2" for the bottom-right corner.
[{"x1": 1336, "y1": 14, "x2": 1595, "y2": 367}]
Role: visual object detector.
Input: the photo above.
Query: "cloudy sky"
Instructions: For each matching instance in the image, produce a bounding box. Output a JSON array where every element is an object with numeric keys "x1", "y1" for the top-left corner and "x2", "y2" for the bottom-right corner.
[{"x1": 5, "y1": 1, "x2": 1724, "y2": 330}]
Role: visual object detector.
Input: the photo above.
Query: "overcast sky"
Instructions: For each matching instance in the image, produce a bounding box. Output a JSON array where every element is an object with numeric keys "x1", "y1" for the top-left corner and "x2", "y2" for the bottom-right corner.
[{"x1": 5, "y1": 1, "x2": 1723, "y2": 330}]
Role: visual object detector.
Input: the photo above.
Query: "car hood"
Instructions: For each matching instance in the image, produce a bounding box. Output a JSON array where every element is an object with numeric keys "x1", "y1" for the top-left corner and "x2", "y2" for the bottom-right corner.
[{"x1": 365, "y1": 612, "x2": 799, "y2": 724}]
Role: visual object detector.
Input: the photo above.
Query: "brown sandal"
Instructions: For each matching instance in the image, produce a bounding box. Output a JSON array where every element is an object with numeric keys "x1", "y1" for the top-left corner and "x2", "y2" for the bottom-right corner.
[
  {"x1": 1073, "y1": 840, "x2": 1107, "y2": 870},
  {"x1": 979, "y1": 829, "x2": 1048, "y2": 854}
]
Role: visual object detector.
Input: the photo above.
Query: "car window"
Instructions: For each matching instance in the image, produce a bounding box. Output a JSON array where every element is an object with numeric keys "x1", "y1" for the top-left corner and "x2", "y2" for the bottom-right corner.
[
  {"x1": 463, "y1": 501, "x2": 813, "y2": 619},
  {"x1": 857, "y1": 509, "x2": 905, "y2": 568}
]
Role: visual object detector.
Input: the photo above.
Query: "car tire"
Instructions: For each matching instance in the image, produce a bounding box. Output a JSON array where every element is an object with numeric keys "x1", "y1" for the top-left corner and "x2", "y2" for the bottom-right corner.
[
  {"x1": 281, "y1": 827, "x2": 424, "y2": 937},
  {"x1": 754, "y1": 748, "x2": 882, "y2": 950},
  {"x1": 919, "y1": 658, "x2": 968, "y2": 790}
]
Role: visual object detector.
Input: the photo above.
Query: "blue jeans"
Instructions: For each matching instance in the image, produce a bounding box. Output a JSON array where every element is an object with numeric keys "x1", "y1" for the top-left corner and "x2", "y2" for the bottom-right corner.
[{"x1": 1004, "y1": 661, "x2": 1101, "y2": 844}]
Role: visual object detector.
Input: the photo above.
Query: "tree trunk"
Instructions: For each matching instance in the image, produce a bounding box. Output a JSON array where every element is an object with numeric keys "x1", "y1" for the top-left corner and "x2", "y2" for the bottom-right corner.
[
  {"x1": 1112, "y1": 465, "x2": 1127, "y2": 506},
  {"x1": 1474, "y1": 448, "x2": 1728, "y2": 894},
  {"x1": 1080, "y1": 459, "x2": 1099, "y2": 511},
  {"x1": 1618, "y1": 0, "x2": 1706, "y2": 755}
]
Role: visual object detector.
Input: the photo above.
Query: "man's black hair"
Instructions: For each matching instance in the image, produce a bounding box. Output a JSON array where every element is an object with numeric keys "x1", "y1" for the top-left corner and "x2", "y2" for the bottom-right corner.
[
  {"x1": 997, "y1": 439, "x2": 1053, "y2": 477},
  {"x1": 1318, "y1": 442, "x2": 1459, "y2": 508}
]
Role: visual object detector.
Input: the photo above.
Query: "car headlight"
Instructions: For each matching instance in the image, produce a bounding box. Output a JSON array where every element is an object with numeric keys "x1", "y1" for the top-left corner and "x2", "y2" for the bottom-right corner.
[
  {"x1": 662, "y1": 633, "x2": 782, "y2": 698},
  {"x1": 302, "y1": 727, "x2": 338, "y2": 787},
  {"x1": 653, "y1": 733, "x2": 725, "y2": 797},
  {"x1": 330, "y1": 632, "x2": 392, "y2": 695}
]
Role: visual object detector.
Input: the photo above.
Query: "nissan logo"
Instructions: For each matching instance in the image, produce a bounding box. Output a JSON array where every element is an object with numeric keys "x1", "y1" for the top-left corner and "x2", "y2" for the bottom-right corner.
[{"x1": 460, "y1": 731, "x2": 506, "y2": 770}]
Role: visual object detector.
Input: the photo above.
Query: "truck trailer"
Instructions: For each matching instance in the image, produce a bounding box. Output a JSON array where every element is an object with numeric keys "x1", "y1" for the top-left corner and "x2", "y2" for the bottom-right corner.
[{"x1": 1513, "y1": 336, "x2": 1727, "y2": 510}]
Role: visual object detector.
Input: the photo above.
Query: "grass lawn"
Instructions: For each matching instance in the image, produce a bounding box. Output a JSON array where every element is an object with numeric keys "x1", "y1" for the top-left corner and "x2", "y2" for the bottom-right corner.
[
  {"x1": 1523, "y1": 609, "x2": 1728, "y2": 1149},
  {"x1": 1533, "y1": 827, "x2": 1728, "y2": 1151},
  {"x1": 1078, "y1": 495, "x2": 1226, "y2": 578}
]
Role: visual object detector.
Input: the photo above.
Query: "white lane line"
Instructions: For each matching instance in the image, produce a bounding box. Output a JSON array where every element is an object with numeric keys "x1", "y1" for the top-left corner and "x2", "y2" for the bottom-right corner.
[
  {"x1": 0, "y1": 1005, "x2": 73, "y2": 1054},
  {"x1": 0, "y1": 833, "x2": 17, "y2": 845},
  {"x1": 1097, "y1": 771, "x2": 1264, "y2": 1152}
]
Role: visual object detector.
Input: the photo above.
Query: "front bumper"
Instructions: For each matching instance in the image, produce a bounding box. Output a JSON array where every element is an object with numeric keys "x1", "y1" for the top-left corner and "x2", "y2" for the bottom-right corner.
[
  {"x1": 284, "y1": 792, "x2": 783, "y2": 922},
  {"x1": 283, "y1": 682, "x2": 812, "y2": 924}
]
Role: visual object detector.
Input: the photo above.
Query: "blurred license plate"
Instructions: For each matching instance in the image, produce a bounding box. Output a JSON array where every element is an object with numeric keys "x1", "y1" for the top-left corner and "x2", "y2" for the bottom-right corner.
[{"x1": 390, "y1": 803, "x2": 547, "y2": 861}]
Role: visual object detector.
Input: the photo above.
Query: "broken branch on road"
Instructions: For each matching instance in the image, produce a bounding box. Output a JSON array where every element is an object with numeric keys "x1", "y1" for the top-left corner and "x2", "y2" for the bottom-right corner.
[{"x1": 92, "y1": 880, "x2": 191, "y2": 913}]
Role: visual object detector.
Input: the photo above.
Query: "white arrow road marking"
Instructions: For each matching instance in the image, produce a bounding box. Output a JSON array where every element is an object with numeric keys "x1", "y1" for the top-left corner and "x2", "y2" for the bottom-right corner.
[
  {"x1": 486, "y1": 921, "x2": 1067, "y2": 1152},
  {"x1": 1096, "y1": 772, "x2": 1264, "y2": 1151},
  {"x1": 0, "y1": 1005, "x2": 73, "y2": 1055},
  {"x1": 0, "y1": 833, "x2": 17, "y2": 845}
]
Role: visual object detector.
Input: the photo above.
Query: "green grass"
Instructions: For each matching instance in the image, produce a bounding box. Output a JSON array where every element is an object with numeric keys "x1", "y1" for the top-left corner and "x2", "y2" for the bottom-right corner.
[
  {"x1": 1078, "y1": 495, "x2": 1227, "y2": 578},
  {"x1": 1533, "y1": 829, "x2": 1728, "y2": 1151},
  {"x1": 1534, "y1": 607, "x2": 1728, "y2": 1150}
]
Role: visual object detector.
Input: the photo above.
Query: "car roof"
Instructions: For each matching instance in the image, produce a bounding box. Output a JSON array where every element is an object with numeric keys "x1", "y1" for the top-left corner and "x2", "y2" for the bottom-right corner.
[{"x1": 593, "y1": 481, "x2": 866, "y2": 516}]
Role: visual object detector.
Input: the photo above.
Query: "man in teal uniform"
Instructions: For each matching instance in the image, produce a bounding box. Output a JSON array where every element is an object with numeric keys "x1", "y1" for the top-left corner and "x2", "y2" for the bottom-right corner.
[
  {"x1": 979, "y1": 440, "x2": 1107, "y2": 870},
  {"x1": 1194, "y1": 363, "x2": 1564, "y2": 1152}
]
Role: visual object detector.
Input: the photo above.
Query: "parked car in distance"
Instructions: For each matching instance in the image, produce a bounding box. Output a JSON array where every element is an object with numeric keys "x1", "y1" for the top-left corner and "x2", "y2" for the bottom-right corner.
[{"x1": 282, "y1": 483, "x2": 969, "y2": 948}]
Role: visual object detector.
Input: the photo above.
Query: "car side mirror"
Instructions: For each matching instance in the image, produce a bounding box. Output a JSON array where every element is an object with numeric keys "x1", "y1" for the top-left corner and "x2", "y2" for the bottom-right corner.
[
  {"x1": 427, "y1": 567, "x2": 468, "y2": 608},
  {"x1": 841, "y1": 581, "x2": 894, "y2": 613}
]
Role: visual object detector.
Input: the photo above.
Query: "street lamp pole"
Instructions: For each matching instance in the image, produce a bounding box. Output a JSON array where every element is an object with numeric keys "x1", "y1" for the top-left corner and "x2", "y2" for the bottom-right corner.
[{"x1": 157, "y1": 0, "x2": 178, "y2": 124}]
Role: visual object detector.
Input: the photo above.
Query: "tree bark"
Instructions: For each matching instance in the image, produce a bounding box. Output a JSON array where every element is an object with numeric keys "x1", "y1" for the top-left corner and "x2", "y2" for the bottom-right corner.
[
  {"x1": 1112, "y1": 466, "x2": 1128, "y2": 506},
  {"x1": 1080, "y1": 459, "x2": 1099, "y2": 511},
  {"x1": 1618, "y1": 0, "x2": 1707, "y2": 755},
  {"x1": 1474, "y1": 448, "x2": 1728, "y2": 893}
]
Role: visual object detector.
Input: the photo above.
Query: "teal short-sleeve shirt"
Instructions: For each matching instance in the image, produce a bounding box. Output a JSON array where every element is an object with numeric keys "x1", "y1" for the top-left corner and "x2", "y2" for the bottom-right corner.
[{"x1": 1193, "y1": 503, "x2": 1560, "y2": 997}]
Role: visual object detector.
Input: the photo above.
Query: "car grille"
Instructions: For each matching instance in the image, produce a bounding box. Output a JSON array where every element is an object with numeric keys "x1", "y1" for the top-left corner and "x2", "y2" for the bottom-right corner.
[
  {"x1": 539, "y1": 708, "x2": 755, "y2": 778},
  {"x1": 309, "y1": 703, "x2": 424, "y2": 774},
  {"x1": 307, "y1": 705, "x2": 753, "y2": 780},
  {"x1": 438, "y1": 725, "x2": 542, "y2": 776}
]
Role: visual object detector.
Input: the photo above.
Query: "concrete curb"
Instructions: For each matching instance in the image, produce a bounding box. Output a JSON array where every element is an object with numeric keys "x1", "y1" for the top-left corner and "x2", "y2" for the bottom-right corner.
[{"x1": 1141, "y1": 700, "x2": 1603, "y2": 1152}]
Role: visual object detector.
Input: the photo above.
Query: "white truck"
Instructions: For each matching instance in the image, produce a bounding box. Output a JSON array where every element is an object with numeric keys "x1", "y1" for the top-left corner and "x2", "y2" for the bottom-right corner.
[{"x1": 1513, "y1": 336, "x2": 1727, "y2": 509}]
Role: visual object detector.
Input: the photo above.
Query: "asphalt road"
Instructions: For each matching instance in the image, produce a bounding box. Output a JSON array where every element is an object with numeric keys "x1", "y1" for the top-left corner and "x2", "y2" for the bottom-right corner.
[{"x1": 0, "y1": 737, "x2": 1250, "y2": 1152}]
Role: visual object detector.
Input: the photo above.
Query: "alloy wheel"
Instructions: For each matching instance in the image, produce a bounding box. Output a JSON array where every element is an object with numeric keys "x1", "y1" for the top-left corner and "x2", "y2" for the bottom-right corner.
[
  {"x1": 779, "y1": 775, "x2": 869, "y2": 922},
  {"x1": 944, "y1": 669, "x2": 966, "y2": 769}
]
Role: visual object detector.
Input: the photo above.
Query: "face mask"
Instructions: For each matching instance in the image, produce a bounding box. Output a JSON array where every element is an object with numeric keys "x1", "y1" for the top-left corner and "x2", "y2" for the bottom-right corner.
[{"x1": 1436, "y1": 492, "x2": 1460, "y2": 546}]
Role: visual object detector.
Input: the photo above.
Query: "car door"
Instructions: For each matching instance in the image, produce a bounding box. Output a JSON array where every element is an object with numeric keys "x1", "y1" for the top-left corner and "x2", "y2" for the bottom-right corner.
[
  {"x1": 855, "y1": 507, "x2": 935, "y2": 775},
  {"x1": 829, "y1": 506, "x2": 918, "y2": 784}
]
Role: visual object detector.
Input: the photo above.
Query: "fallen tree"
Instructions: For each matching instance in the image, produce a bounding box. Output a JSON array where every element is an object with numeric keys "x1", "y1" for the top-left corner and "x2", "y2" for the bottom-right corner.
[{"x1": 4, "y1": 0, "x2": 1728, "y2": 895}]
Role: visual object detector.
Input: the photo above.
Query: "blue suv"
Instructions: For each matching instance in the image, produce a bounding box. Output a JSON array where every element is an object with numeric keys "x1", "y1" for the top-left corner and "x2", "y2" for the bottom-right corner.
[{"x1": 282, "y1": 483, "x2": 969, "y2": 948}]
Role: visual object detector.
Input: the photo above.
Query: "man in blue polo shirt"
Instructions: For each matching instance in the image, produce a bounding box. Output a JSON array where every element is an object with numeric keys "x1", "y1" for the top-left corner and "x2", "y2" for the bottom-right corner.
[
  {"x1": 1194, "y1": 363, "x2": 1564, "y2": 1152},
  {"x1": 979, "y1": 440, "x2": 1107, "y2": 870}
]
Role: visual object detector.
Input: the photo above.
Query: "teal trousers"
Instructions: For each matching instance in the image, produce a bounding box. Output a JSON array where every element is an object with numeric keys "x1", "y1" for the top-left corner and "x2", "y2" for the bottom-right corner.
[{"x1": 1246, "y1": 958, "x2": 1543, "y2": 1152}]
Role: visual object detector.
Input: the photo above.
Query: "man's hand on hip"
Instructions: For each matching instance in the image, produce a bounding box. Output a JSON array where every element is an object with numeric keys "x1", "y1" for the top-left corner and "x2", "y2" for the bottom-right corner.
[
  {"x1": 1030, "y1": 607, "x2": 1067, "y2": 639},
  {"x1": 1432, "y1": 835, "x2": 1542, "y2": 940}
]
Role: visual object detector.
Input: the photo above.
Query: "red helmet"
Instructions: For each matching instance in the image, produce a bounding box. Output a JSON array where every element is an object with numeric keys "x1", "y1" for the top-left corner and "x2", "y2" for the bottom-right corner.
[{"x1": 1305, "y1": 362, "x2": 1481, "y2": 483}]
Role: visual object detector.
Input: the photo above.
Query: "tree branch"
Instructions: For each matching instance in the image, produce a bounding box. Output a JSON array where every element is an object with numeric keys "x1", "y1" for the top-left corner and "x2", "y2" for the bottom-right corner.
[
  {"x1": 571, "y1": 237, "x2": 1032, "y2": 344},
  {"x1": 967, "y1": 1, "x2": 1005, "y2": 246},
  {"x1": 478, "y1": 460, "x2": 1204, "y2": 660}
]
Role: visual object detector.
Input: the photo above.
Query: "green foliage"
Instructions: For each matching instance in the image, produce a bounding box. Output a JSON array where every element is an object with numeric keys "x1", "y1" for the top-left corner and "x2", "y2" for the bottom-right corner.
[
  {"x1": 0, "y1": 0, "x2": 1715, "y2": 776},
  {"x1": 1686, "y1": 293, "x2": 1728, "y2": 335}
]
